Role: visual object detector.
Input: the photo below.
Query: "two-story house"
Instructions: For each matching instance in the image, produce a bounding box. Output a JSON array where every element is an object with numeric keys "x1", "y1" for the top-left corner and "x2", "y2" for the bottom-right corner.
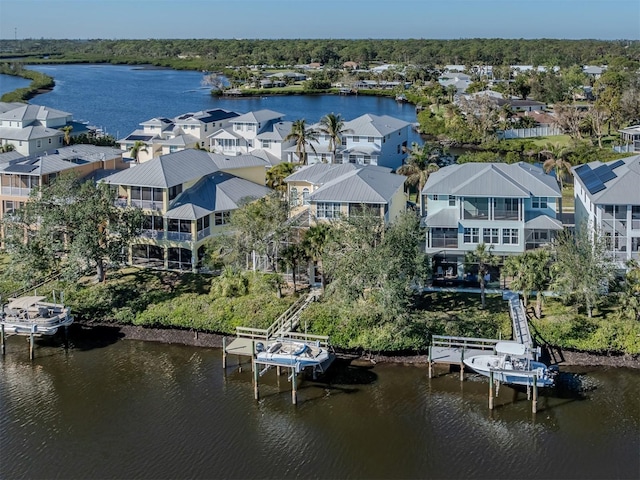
[
  {"x1": 573, "y1": 155, "x2": 640, "y2": 268},
  {"x1": 101, "y1": 149, "x2": 271, "y2": 272},
  {"x1": 295, "y1": 113, "x2": 410, "y2": 170},
  {"x1": 421, "y1": 162, "x2": 562, "y2": 278},
  {"x1": 0, "y1": 102, "x2": 90, "y2": 156},
  {"x1": 285, "y1": 163, "x2": 407, "y2": 226},
  {"x1": 1, "y1": 145, "x2": 127, "y2": 244},
  {"x1": 208, "y1": 109, "x2": 293, "y2": 165}
]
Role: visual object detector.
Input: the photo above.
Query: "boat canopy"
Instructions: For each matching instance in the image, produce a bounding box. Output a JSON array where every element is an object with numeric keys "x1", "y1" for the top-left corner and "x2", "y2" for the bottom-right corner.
[
  {"x1": 7, "y1": 296, "x2": 47, "y2": 310},
  {"x1": 495, "y1": 341, "x2": 527, "y2": 356}
]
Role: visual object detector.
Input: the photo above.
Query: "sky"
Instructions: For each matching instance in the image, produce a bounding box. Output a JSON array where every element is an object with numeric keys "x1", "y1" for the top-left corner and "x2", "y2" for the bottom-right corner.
[{"x1": 0, "y1": 0, "x2": 638, "y2": 40}]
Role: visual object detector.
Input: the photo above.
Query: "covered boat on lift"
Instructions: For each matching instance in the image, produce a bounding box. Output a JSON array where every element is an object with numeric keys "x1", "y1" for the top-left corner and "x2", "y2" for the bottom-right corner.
[
  {"x1": 1, "y1": 295, "x2": 73, "y2": 336},
  {"x1": 256, "y1": 338, "x2": 330, "y2": 373}
]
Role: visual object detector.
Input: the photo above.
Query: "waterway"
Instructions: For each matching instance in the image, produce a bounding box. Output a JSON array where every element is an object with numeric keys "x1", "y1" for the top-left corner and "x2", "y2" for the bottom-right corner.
[
  {"x1": 1, "y1": 335, "x2": 638, "y2": 479},
  {"x1": 1, "y1": 65, "x2": 420, "y2": 143}
]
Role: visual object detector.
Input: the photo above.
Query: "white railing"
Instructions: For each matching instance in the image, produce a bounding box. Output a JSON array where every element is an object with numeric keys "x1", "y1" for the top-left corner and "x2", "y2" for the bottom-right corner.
[
  {"x1": 197, "y1": 226, "x2": 211, "y2": 240},
  {"x1": 140, "y1": 229, "x2": 165, "y2": 240},
  {"x1": 499, "y1": 126, "x2": 562, "y2": 139},
  {"x1": 130, "y1": 199, "x2": 163, "y2": 211},
  {"x1": 0, "y1": 186, "x2": 33, "y2": 197}
]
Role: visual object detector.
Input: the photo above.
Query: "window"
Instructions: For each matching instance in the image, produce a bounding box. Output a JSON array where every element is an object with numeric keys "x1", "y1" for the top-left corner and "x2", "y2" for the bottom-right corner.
[
  {"x1": 48, "y1": 138, "x2": 52, "y2": 144},
  {"x1": 483, "y1": 228, "x2": 499, "y2": 244},
  {"x1": 36, "y1": 140, "x2": 41, "y2": 148},
  {"x1": 502, "y1": 228, "x2": 519, "y2": 244},
  {"x1": 464, "y1": 227, "x2": 479, "y2": 243},
  {"x1": 532, "y1": 197, "x2": 547, "y2": 208},
  {"x1": 352, "y1": 136, "x2": 360, "y2": 142},
  {"x1": 316, "y1": 202, "x2": 341, "y2": 219},
  {"x1": 302, "y1": 188, "x2": 310, "y2": 205},
  {"x1": 432, "y1": 195, "x2": 439, "y2": 201},
  {"x1": 367, "y1": 137, "x2": 375, "y2": 143},
  {"x1": 262, "y1": 140, "x2": 270, "y2": 148},
  {"x1": 197, "y1": 215, "x2": 210, "y2": 232},
  {"x1": 290, "y1": 187, "x2": 299, "y2": 207},
  {"x1": 168, "y1": 184, "x2": 183, "y2": 201},
  {"x1": 214, "y1": 211, "x2": 230, "y2": 226},
  {"x1": 448, "y1": 195, "x2": 456, "y2": 207}
]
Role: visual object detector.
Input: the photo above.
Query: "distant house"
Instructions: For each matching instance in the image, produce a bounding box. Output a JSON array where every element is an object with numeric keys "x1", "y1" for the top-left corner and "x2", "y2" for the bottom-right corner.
[
  {"x1": 573, "y1": 155, "x2": 640, "y2": 268},
  {"x1": 118, "y1": 109, "x2": 240, "y2": 162},
  {"x1": 285, "y1": 163, "x2": 407, "y2": 226},
  {"x1": 0, "y1": 102, "x2": 91, "y2": 156},
  {"x1": 286, "y1": 113, "x2": 410, "y2": 170},
  {"x1": 421, "y1": 162, "x2": 562, "y2": 278},
  {"x1": 618, "y1": 125, "x2": 640, "y2": 153},
  {"x1": 101, "y1": 149, "x2": 271, "y2": 272}
]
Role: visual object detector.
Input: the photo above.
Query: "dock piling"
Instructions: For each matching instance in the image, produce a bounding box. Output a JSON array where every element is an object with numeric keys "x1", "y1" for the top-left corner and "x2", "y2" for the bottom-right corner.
[
  {"x1": 532, "y1": 375, "x2": 538, "y2": 414},
  {"x1": 427, "y1": 345, "x2": 433, "y2": 379},
  {"x1": 489, "y1": 370, "x2": 495, "y2": 410},
  {"x1": 459, "y1": 349, "x2": 465, "y2": 381},
  {"x1": 29, "y1": 330, "x2": 35, "y2": 360},
  {"x1": 222, "y1": 337, "x2": 227, "y2": 369},
  {"x1": 253, "y1": 357, "x2": 259, "y2": 401},
  {"x1": 1, "y1": 324, "x2": 5, "y2": 355},
  {"x1": 291, "y1": 368, "x2": 297, "y2": 405}
]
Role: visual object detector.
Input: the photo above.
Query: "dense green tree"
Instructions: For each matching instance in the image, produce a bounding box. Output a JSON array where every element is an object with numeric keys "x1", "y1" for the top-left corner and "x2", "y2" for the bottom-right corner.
[
  {"x1": 550, "y1": 226, "x2": 616, "y2": 318},
  {"x1": 503, "y1": 249, "x2": 551, "y2": 318},
  {"x1": 301, "y1": 222, "x2": 334, "y2": 292},
  {"x1": 619, "y1": 260, "x2": 640, "y2": 321},
  {"x1": 278, "y1": 243, "x2": 308, "y2": 293},
  {"x1": 3, "y1": 174, "x2": 142, "y2": 283},
  {"x1": 266, "y1": 162, "x2": 296, "y2": 192},
  {"x1": 540, "y1": 142, "x2": 573, "y2": 191}
]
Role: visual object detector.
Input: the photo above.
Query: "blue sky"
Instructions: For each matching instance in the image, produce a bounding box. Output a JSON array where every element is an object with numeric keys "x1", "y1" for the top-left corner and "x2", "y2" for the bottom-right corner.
[{"x1": 1, "y1": 0, "x2": 638, "y2": 40}]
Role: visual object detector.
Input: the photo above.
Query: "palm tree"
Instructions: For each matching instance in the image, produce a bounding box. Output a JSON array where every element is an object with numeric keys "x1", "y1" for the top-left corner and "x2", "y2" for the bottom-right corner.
[
  {"x1": 464, "y1": 243, "x2": 498, "y2": 309},
  {"x1": 397, "y1": 142, "x2": 440, "y2": 202},
  {"x1": 278, "y1": 243, "x2": 308, "y2": 293},
  {"x1": 503, "y1": 249, "x2": 551, "y2": 318},
  {"x1": 540, "y1": 143, "x2": 573, "y2": 191},
  {"x1": 285, "y1": 119, "x2": 319, "y2": 165},
  {"x1": 302, "y1": 223, "x2": 333, "y2": 292},
  {"x1": 0, "y1": 143, "x2": 15, "y2": 153},
  {"x1": 129, "y1": 140, "x2": 149, "y2": 164},
  {"x1": 60, "y1": 125, "x2": 73, "y2": 145},
  {"x1": 266, "y1": 162, "x2": 296, "y2": 192},
  {"x1": 318, "y1": 113, "x2": 349, "y2": 164}
]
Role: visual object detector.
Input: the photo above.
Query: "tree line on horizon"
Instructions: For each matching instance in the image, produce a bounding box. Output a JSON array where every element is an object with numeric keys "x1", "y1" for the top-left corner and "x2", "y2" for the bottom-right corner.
[{"x1": 1, "y1": 38, "x2": 638, "y2": 69}]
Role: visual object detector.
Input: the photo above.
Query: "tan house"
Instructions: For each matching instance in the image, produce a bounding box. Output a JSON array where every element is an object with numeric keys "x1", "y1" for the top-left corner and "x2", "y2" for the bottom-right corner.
[
  {"x1": 285, "y1": 163, "x2": 407, "y2": 226},
  {"x1": 101, "y1": 149, "x2": 271, "y2": 272}
]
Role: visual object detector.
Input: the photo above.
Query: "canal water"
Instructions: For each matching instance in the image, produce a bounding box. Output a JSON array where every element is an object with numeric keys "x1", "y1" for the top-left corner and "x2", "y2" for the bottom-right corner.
[
  {"x1": 2, "y1": 64, "x2": 420, "y2": 144},
  {"x1": 1, "y1": 335, "x2": 638, "y2": 479}
]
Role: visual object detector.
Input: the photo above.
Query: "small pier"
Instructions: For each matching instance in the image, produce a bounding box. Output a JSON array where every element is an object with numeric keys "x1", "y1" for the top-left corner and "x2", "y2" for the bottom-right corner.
[
  {"x1": 428, "y1": 291, "x2": 543, "y2": 413},
  {"x1": 223, "y1": 290, "x2": 335, "y2": 404}
]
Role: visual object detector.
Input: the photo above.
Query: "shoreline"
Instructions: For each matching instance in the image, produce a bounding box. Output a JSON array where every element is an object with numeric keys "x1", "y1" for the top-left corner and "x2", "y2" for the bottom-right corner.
[{"x1": 71, "y1": 321, "x2": 640, "y2": 370}]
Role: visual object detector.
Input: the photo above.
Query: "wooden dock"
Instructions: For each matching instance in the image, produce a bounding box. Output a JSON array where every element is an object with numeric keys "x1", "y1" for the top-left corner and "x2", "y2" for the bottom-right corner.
[{"x1": 223, "y1": 290, "x2": 335, "y2": 404}]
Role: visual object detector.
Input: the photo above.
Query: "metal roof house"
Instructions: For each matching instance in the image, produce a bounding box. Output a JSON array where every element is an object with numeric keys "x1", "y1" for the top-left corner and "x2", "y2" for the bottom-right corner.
[
  {"x1": 421, "y1": 162, "x2": 562, "y2": 279},
  {"x1": 292, "y1": 114, "x2": 410, "y2": 170},
  {"x1": 573, "y1": 155, "x2": 640, "y2": 267},
  {"x1": 0, "y1": 146, "x2": 127, "y2": 245},
  {"x1": 0, "y1": 102, "x2": 91, "y2": 157},
  {"x1": 285, "y1": 163, "x2": 407, "y2": 226},
  {"x1": 101, "y1": 149, "x2": 271, "y2": 272}
]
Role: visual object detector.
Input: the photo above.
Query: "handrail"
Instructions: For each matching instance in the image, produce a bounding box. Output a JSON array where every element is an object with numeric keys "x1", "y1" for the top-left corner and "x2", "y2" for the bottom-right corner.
[{"x1": 2, "y1": 271, "x2": 63, "y2": 301}]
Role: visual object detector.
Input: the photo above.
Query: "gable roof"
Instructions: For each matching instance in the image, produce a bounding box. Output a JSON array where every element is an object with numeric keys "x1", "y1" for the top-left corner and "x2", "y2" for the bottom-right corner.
[
  {"x1": 573, "y1": 155, "x2": 640, "y2": 204},
  {"x1": 423, "y1": 162, "x2": 560, "y2": 198},
  {"x1": 285, "y1": 163, "x2": 391, "y2": 185},
  {"x1": 165, "y1": 171, "x2": 271, "y2": 220}
]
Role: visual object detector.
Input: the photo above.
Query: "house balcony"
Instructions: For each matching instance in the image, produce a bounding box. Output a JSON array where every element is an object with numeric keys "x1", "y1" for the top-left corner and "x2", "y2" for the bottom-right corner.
[
  {"x1": 140, "y1": 229, "x2": 165, "y2": 240},
  {"x1": 430, "y1": 237, "x2": 459, "y2": 249},
  {"x1": 130, "y1": 199, "x2": 163, "y2": 212},
  {"x1": 493, "y1": 209, "x2": 519, "y2": 221},
  {"x1": 197, "y1": 227, "x2": 211, "y2": 241},
  {"x1": 0, "y1": 186, "x2": 33, "y2": 197},
  {"x1": 462, "y1": 208, "x2": 489, "y2": 220},
  {"x1": 114, "y1": 198, "x2": 128, "y2": 208},
  {"x1": 166, "y1": 231, "x2": 193, "y2": 242}
]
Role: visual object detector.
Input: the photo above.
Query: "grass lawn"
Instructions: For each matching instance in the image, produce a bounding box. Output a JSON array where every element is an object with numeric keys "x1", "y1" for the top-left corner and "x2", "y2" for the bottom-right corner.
[{"x1": 562, "y1": 184, "x2": 575, "y2": 211}]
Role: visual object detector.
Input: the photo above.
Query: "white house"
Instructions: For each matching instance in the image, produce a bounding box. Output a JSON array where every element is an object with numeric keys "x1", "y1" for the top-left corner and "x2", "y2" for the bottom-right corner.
[
  {"x1": 421, "y1": 162, "x2": 562, "y2": 279},
  {"x1": 573, "y1": 155, "x2": 640, "y2": 268},
  {"x1": 288, "y1": 113, "x2": 410, "y2": 170}
]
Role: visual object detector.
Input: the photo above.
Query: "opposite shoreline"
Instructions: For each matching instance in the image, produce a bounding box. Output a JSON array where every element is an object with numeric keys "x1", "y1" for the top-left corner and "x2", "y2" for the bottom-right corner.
[{"x1": 72, "y1": 321, "x2": 640, "y2": 370}]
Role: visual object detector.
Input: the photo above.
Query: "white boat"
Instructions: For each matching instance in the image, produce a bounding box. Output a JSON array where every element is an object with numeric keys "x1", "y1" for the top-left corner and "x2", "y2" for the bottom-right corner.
[
  {"x1": 1, "y1": 296, "x2": 73, "y2": 336},
  {"x1": 463, "y1": 341, "x2": 556, "y2": 387},
  {"x1": 256, "y1": 338, "x2": 330, "y2": 373}
]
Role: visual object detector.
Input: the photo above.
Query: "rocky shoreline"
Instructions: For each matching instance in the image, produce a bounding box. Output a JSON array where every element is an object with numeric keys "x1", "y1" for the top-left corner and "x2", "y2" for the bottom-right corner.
[{"x1": 71, "y1": 321, "x2": 640, "y2": 369}]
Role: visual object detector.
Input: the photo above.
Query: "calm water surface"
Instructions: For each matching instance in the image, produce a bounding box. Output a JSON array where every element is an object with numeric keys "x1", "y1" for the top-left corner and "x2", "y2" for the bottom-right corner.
[
  {"x1": 17, "y1": 64, "x2": 420, "y2": 143},
  {"x1": 1, "y1": 335, "x2": 638, "y2": 480},
  {"x1": 0, "y1": 74, "x2": 31, "y2": 96}
]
